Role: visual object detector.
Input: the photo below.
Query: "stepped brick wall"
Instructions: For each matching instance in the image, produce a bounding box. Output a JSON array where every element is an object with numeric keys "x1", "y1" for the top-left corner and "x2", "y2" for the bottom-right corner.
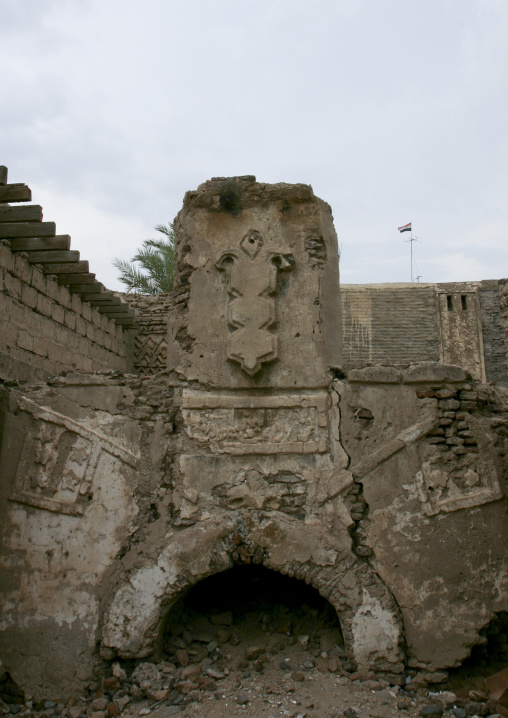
[{"x1": 0, "y1": 242, "x2": 130, "y2": 382}]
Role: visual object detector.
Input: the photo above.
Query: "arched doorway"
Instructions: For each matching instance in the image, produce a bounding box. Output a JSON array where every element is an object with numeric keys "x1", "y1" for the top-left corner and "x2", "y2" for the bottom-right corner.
[
  {"x1": 162, "y1": 564, "x2": 349, "y2": 674},
  {"x1": 101, "y1": 513, "x2": 404, "y2": 675}
]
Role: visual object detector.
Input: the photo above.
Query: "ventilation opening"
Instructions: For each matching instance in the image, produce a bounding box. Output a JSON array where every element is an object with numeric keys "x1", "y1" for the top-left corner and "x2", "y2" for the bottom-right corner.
[
  {"x1": 461, "y1": 295, "x2": 468, "y2": 311},
  {"x1": 447, "y1": 295, "x2": 453, "y2": 311},
  {"x1": 446, "y1": 612, "x2": 508, "y2": 696},
  {"x1": 0, "y1": 672, "x2": 25, "y2": 705},
  {"x1": 161, "y1": 565, "x2": 347, "y2": 675}
]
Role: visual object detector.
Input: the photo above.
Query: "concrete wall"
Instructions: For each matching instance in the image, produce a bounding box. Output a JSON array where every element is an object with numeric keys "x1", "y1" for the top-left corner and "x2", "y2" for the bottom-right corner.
[{"x1": 0, "y1": 242, "x2": 130, "y2": 382}]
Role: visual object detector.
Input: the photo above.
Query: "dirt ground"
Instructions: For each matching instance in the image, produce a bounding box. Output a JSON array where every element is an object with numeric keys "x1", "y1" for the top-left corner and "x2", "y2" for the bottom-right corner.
[
  {"x1": 3, "y1": 566, "x2": 507, "y2": 718},
  {"x1": 113, "y1": 566, "x2": 507, "y2": 718}
]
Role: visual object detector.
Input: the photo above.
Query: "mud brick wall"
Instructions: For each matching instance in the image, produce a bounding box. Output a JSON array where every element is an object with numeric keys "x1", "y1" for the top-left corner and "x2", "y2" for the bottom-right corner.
[
  {"x1": 0, "y1": 242, "x2": 130, "y2": 382},
  {"x1": 498, "y1": 279, "x2": 508, "y2": 382},
  {"x1": 341, "y1": 284, "x2": 440, "y2": 367},
  {"x1": 478, "y1": 280, "x2": 508, "y2": 386}
]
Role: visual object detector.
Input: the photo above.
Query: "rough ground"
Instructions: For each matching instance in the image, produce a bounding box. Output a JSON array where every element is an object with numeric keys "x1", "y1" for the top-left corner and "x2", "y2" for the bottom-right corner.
[{"x1": 2, "y1": 566, "x2": 507, "y2": 718}]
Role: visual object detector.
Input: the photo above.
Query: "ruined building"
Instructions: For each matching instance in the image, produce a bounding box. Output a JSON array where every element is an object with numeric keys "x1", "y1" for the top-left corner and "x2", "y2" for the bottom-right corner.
[{"x1": 0, "y1": 168, "x2": 507, "y2": 699}]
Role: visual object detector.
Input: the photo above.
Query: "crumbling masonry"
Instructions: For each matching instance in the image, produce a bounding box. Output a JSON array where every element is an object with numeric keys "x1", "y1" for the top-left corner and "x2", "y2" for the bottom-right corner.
[{"x1": 0, "y1": 169, "x2": 507, "y2": 699}]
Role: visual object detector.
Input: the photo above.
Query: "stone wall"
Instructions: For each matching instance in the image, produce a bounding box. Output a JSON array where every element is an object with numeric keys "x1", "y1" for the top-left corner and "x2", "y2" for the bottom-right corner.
[
  {"x1": 338, "y1": 364, "x2": 508, "y2": 673},
  {"x1": 0, "y1": 242, "x2": 130, "y2": 382}
]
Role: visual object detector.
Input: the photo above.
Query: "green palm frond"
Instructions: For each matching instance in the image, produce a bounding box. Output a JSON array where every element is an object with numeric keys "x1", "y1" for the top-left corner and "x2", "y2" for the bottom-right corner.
[{"x1": 113, "y1": 222, "x2": 175, "y2": 294}]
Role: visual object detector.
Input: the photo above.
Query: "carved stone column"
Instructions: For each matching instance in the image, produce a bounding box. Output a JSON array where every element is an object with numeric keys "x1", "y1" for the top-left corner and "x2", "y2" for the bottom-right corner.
[
  {"x1": 167, "y1": 177, "x2": 352, "y2": 525},
  {"x1": 168, "y1": 175, "x2": 342, "y2": 388}
]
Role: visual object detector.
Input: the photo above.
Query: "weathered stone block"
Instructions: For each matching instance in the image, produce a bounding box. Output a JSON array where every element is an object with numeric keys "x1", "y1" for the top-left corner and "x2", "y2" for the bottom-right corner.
[
  {"x1": 16, "y1": 329, "x2": 34, "y2": 353},
  {"x1": 32, "y1": 337, "x2": 49, "y2": 358},
  {"x1": 36, "y1": 292, "x2": 53, "y2": 318},
  {"x1": 45, "y1": 276, "x2": 60, "y2": 302},
  {"x1": 21, "y1": 283, "x2": 38, "y2": 310},
  {"x1": 82, "y1": 302, "x2": 92, "y2": 322},
  {"x1": 76, "y1": 316, "x2": 87, "y2": 336},
  {"x1": 0, "y1": 319, "x2": 19, "y2": 349},
  {"x1": 4, "y1": 272, "x2": 22, "y2": 301},
  {"x1": 438, "y1": 399, "x2": 461, "y2": 410},
  {"x1": 64, "y1": 310, "x2": 76, "y2": 331},
  {"x1": 51, "y1": 303, "x2": 65, "y2": 325},
  {"x1": 13, "y1": 253, "x2": 32, "y2": 284},
  {"x1": 0, "y1": 244, "x2": 15, "y2": 272},
  {"x1": 91, "y1": 307, "x2": 102, "y2": 328},
  {"x1": 58, "y1": 285, "x2": 72, "y2": 310},
  {"x1": 71, "y1": 293, "x2": 83, "y2": 316},
  {"x1": 404, "y1": 363, "x2": 466, "y2": 384},
  {"x1": 349, "y1": 366, "x2": 402, "y2": 383},
  {"x1": 40, "y1": 316, "x2": 55, "y2": 341},
  {"x1": 30, "y1": 266, "x2": 46, "y2": 294}
]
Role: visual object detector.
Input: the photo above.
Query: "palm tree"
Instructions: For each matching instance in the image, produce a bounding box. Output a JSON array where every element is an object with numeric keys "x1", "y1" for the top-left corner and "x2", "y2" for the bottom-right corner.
[{"x1": 113, "y1": 223, "x2": 175, "y2": 294}]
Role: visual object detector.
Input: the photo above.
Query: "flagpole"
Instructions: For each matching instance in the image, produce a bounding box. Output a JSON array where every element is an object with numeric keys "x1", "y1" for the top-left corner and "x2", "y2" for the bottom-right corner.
[
  {"x1": 398, "y1": 223, "x2": 415, "y2": 281},
  {"x1": 410, "y1": 229, "x2": 413, "y2": 283}
]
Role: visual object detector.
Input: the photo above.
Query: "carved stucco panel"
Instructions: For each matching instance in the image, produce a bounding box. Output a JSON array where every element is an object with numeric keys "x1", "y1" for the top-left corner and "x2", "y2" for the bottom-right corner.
[
  {"x1": 215, "y1": 229, "x2": 294, "y2": 375},
  {"x1": 9, "y1": 398, "x2": 140, "y2": 516},
  {"x1": 181, "y1": 390, "x2": 328, "y2": 455}
]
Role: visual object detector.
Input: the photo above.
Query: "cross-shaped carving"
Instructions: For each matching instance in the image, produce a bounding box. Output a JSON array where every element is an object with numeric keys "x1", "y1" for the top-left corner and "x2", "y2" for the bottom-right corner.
[{"x1": 215, "y1": 230, "x2": 295, "y2": 376}]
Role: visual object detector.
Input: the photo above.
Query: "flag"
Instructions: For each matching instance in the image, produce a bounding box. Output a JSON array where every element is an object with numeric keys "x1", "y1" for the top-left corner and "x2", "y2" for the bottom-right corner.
[{"x1": 398, "y1": 222, "x2": 411, "y2": 233}]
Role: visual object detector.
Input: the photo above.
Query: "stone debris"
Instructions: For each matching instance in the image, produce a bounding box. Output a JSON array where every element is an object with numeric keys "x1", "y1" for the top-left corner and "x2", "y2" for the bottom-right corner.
[
  {"x1": 485, "y1": 668, "x2": 508, "y2": 703},
  {"x1": 3, "y1": 598, "x2": 507, "y2": 718}
]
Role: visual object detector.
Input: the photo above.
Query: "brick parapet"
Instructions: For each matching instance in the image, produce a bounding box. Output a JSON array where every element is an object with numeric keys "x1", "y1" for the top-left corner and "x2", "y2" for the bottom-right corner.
[{"x1": 0, "y1": 241, "x2": 130, "y2": 381}]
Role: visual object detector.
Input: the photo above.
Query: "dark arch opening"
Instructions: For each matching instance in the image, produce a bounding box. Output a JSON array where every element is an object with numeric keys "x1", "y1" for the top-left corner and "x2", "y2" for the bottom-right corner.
[
  {"x1": 447, "y1": 612, "x2": 508, "y2": 697},
  {"x1": 162, "y1": 564, "x2": 347, "y2": 673},
  {"x1": 0, "y1": 672, "x2": 25, "y2": 705}
]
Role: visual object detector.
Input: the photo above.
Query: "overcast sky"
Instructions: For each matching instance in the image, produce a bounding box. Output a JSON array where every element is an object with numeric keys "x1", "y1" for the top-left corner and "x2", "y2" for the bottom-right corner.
[{"x1": 2, "y1": 0, "x2": 507, "y2": 291}]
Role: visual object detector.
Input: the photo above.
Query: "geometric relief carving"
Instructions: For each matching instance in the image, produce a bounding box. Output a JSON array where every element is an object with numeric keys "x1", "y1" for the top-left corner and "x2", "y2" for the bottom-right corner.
[
  {"x1": 215, "y1": 230, "x2": 294, "y2": 376},
  {"x1": 9, "y1": 398, "x2": 139, "y2": 516},
  {"x1": 182, "y1": 390, "x2": 328, "y2": 455},
  {"x1": 415, "y1": 456, "x2": 502, "y2": 516},
  {"x1": 134, "y1": 333, "x2": 167, "y2": 374}
]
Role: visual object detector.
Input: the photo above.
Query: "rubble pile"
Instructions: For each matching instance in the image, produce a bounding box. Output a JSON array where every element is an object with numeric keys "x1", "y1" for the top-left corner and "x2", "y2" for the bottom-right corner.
[{"x1": 2, "y1": 567, "x2": 508, "y2": 718}]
